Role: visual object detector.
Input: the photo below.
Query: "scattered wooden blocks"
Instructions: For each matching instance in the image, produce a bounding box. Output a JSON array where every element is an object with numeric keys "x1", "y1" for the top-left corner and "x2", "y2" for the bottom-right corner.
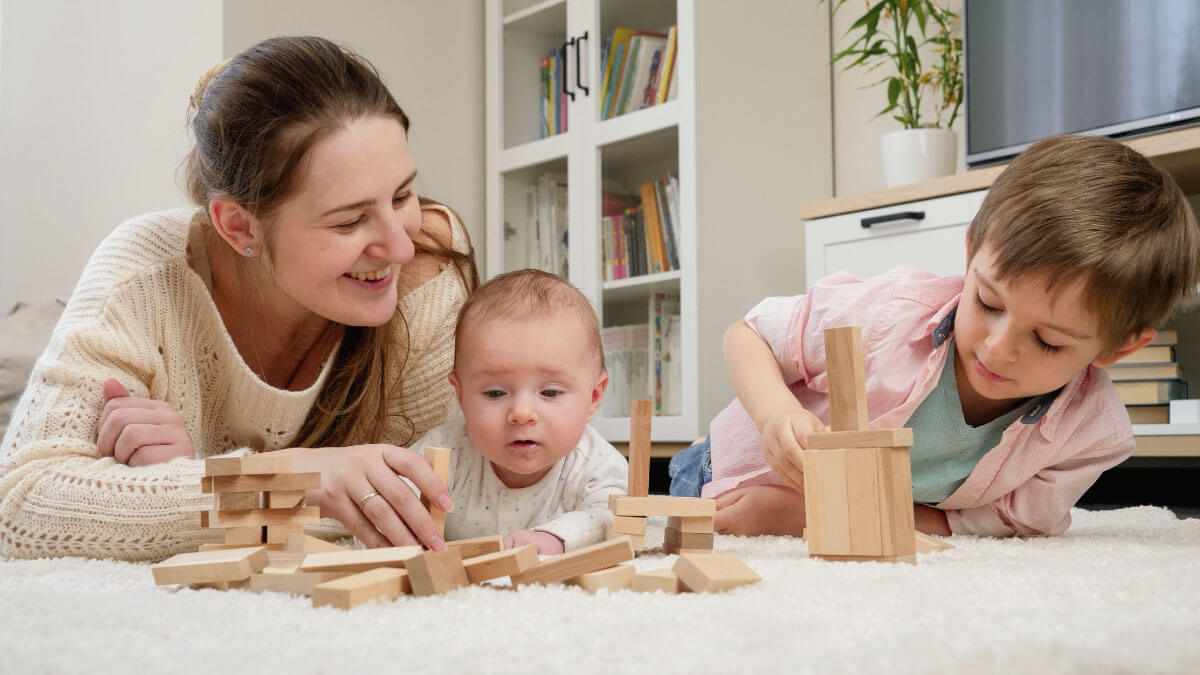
[
  {"x1": 407, "y1": 548, "x2": 470, "y2": 596},
  {"x1": 566, "y1": 563, "x2": 635, "y2": 594},
  {"x1": 463, "y1": 545, "x2": 539, "y2": 584},
  {"x1": 631, "y1": 568, "x2": 681, "y2": 594},
  {"x1": 673, "y1": 552, "x2": 760, "y2": 593},
  {"x1": 312, "y1": 567, "x2": 412, "y2": 609},
  {"x1": 152, "y1": 546, "x2": 269, "y2": 586},
  {"x1": 299, "y1": 546, "x2": 422, "y2": 575},
  {"x1": 511, "y1": 536, "x2": 635, "y2": 588}
]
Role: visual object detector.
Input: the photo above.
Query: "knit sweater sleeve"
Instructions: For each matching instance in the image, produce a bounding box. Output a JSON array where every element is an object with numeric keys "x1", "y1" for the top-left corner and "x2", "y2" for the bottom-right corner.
[{"x1": 0, "y1": 214, "x2": 215, "y2": 561}]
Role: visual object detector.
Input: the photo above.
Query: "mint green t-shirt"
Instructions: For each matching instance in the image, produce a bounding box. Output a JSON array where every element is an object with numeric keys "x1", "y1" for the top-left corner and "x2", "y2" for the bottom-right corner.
[{"x1": 907, "y1": 340, "x2": 1042, "y2": 504}]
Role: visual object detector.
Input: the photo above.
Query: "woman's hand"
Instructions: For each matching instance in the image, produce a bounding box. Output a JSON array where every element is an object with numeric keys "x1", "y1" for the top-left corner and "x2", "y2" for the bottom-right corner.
[
  {"x1": 288, "y1": 444, "x2": 454, "y2": 551},
  {"x1": 504, "y1": 529, "x2": 564, "y2": 555},
  {"x1": 759, "y1": 408, "x2": 828, "y2": 492},
  {"x1": 96, "y1": 379, "x2": 195, "y2": 466}
]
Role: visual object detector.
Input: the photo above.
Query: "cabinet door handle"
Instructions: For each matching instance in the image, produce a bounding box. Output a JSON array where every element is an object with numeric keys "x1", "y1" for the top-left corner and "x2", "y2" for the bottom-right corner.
[
  {"x1": 561, "y1": 40, "x2": 576, "y2": 102},
  {"x1": 574, "y1": 31, "x2": 589, "y2": 96},
  {"x1": 860, "y1": 210, "x2": 925, "y2": 229}
]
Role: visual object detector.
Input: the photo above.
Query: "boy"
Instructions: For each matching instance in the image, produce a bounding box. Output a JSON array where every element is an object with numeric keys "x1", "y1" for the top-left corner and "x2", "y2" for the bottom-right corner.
[
  {"x1": 410, "y1": 269, "x2": 628, "y2": 554},
  {"x1": 676, "y1": 134, "x2": 1200, "y2": 538}
]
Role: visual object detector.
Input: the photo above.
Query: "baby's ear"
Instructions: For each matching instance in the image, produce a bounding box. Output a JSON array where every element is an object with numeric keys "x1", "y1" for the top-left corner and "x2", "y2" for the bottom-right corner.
[
  {"x1": 587, "y1": 370, "x2": 610, "y2": 421},
  {"x1": 447, "y1": 371, "x2": 464, "y2": 404},
  {"x1": 1092, "y1": 328, "x2": 1157, "y2": 368}
]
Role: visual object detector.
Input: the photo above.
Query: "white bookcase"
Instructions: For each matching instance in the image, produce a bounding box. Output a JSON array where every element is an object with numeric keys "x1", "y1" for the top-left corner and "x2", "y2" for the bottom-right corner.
[{"x1": 485, "y1": 0, "x2": 832, "y2": 441}]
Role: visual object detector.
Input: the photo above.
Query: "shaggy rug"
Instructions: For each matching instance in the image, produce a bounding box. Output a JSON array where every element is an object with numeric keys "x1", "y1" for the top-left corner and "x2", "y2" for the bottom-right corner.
[{"x1": 1, "y1": 506, "x2": 1197, "y2": 674}]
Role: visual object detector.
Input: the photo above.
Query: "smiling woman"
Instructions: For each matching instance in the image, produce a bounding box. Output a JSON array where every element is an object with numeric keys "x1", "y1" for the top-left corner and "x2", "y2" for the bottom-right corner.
[{"x1": 0, "y1": 36, "x2": 480, "y2": 561}]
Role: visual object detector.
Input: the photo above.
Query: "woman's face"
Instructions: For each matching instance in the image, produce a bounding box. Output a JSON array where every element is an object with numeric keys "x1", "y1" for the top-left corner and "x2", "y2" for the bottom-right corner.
[{"x1": 261, "y1": 115, "x2": 422, "y2": 328}]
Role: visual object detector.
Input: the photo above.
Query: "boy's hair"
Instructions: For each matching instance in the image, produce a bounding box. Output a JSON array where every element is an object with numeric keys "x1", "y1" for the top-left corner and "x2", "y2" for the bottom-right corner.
[
  {"x1": 966, "y1": 134, "x2": 1200, "y2": 351},
  {"x1": 453, "y1": 269, "x2": 605, "y2": 372}
]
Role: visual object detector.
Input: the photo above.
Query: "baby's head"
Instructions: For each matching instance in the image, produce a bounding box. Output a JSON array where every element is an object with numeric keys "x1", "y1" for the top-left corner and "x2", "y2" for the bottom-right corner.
[
  {"x1": 449, "y1": 269, "x2": 608, "y2": 488},
  {"x1": 956, "y1": 135, "x2": 1200, "y2": 407}
]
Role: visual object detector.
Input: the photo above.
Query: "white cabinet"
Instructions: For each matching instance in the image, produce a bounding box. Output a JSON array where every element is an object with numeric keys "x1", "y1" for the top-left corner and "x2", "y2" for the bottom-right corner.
[{"x1": 486, "y1": 0, "x2": 832, "y2": 441}]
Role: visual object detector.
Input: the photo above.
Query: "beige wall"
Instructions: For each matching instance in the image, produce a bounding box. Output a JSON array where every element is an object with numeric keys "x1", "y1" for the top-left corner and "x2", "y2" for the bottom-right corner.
[
  {"x1": 223, "y1": 0, "x2": 485, "y2": 252},
  {"x1": 0, "y1": 0, "x2": 223, "y2": 310},
  {"x1": 830, "y1": 0, "x2": 965, "y2": 196}
]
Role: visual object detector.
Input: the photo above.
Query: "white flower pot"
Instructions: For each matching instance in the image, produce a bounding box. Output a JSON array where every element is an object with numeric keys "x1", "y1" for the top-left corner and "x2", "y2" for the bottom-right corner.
[{"x1": 880, "y1": 128, "x2": 957, "y2": 187}]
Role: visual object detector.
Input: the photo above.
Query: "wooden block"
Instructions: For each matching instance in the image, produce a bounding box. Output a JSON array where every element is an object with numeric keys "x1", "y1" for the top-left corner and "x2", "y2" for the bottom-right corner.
[
  {"x1": 813, "y1": 553, "x2": 916, "y2": 564},
  {"x1": 805, "y1": 428, "x2": 914, "y2": 450},
  {"x1": 201, "y1": 506, "x2": 320, "y2": 529},
  {"x1": 445, "y1": 534, "x2": 503, "y2": 559},
  {"x1": 151, "y1": 546, "x2": 269, "y2": 586},
  {"x1": 202, "y1": 473, "x2": 321, "y2": 494},
  {"x1": 631, "y1": 568, "x2": 681, "y2": 594},
  {"x1": 406, "y1": 548, "x2": 470, "y2": 596},
  {"x1": 284, "y1": 533, "x2": 348, "y2": 554},
  {"x1": 215, "y1": 491, "x2": 259, "y2": 511},
  {"x1": 845, "y1": 448, "x2": 883, "y2": 557},
  {"x1": 664, "y1": 527, "x2": 714, "y2": 551},
  {"x1": 511, "y1": 536, "x2": 635, "y2": 588},
  {"x1": 666, "y1": 515, "x2": 714, "y2": 534},
  {"x1": 204, "y1": 454, "x2": 293, "y2": 476},
  {"x1": 877, "y1": 446, "x2": 916, "y2": 559},
  {"x1": 914, "y1": 531, "x2": 954, "y2": 553},
  {"x1": 193, "y1": 578, "x2": 251, "y2": 591},
  {"x1": 262, "y1": 550, "x2": 307, "y2": 574},
  {"x1": 605, "y1": 524, "x2": 644, "y2": 551},
  {"x1": 673, "y1": 552, "x2": 761, "y2": 593},
  {"x1": 611, "y1": 515, "x2": 648, "y2": 535},
  {"x1": 802, "y1": 448, "x2": 851, "y2": 555},
  {"x1": 662, "y1": 541, "x2": 712, "y2": 556},
  {"x1": 198, "y1": 542, "x2": 283, "y2": 552},
  {"x1": 248, "y1": 571, "x2": 341, "y2": 597},
  {"x1": 299, "y1": 546, "x2": 422, "y2": 574},
  {"x1": 312, "y1": 568, "x2": 412, "y2": 609},
  {"x1": 265, "y1": 525, "x2": 305, "y2": 544},
  {"x1": 463, "y1": 544, "x2": 539, "y2": 583},
  {"x1": 266, "y1": 490, "x2": 306, "y2": 509},
  {"x1": 420, "y1": 446, "x2": 452, "y2": 537},
  {"x1": 627, "y1": 399, "x2": 653, "y2": 497},
  {"x1": 566, "y1": 563, "x2": 635, "y2": 594},
  {"x1": 221, "y1": 526, "x2": 264, "y2": 545},
  {"x1": 608, "y1": 495, "x2": 716, "y2": 518},
  {"x1": 824, "y1": 327, "x2": 868, "y2": 432}
]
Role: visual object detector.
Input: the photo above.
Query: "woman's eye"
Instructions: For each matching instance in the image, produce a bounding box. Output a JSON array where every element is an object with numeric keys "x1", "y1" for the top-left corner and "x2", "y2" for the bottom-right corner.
[
  {"x1": 393, "y1": 193, "x2": 412, "y2": 207},
  {"x1": 335, "y1": 216, "x2": 365, "y2": 230},
  {"x1": 973, "y1": 294, "x2": 1000, "y2": 313}
]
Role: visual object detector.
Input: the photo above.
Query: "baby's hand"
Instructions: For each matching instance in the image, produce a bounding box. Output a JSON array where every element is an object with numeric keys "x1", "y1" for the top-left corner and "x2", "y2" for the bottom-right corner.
[
  {"x1": 504, "y1": 529, "x2": 564, "y2": 555},
  {"x1": 760, "y1": 408, "x2": 828, "y2": 492}
]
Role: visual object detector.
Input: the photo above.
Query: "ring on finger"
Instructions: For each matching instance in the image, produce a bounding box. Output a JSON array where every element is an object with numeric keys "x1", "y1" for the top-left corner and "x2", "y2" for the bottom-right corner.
[{"x1": 358, "y1": 490, "x2": 381, "y2": 510}]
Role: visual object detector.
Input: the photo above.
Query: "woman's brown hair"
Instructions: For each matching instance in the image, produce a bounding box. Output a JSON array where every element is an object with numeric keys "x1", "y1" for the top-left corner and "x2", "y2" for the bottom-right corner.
[{"x1": 184, "y1": 36, "x2": 477, "y2": 447}]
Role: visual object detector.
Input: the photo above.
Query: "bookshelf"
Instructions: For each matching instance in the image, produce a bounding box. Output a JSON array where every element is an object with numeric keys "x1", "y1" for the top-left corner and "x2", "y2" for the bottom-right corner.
[{"x1": 486, "y1": 0, "x2": 832, "y2": 441}]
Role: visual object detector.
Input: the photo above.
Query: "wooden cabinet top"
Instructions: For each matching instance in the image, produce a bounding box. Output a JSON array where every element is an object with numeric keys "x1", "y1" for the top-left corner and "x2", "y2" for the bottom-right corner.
[{"x1": 799, "y1": 125, "x2": 1200, "y2": 220}]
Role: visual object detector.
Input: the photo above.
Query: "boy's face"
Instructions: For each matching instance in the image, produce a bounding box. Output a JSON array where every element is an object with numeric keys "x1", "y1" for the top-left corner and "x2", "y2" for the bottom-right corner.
[
  {"x1": 449, "y1": 312, "x2": 608, "y2": 489},
  {"x1": 955, "y1": 242, "x2": 1131, "y2": 418}
]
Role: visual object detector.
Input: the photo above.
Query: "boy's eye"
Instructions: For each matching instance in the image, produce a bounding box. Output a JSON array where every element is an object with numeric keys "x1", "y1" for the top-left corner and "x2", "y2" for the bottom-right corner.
[
  {"x1": 1034, "y1": 334, "x2": 1062, "y2": 353},
  {"x1": 484, "y1": 390, "x2": 505, "y2": 399},
  {"x1": 540, "y1": 389, "x2": 561, "y2": 398},
  {"x1": 973, "y1": 294, "x2": 1000, "y2": 313}
]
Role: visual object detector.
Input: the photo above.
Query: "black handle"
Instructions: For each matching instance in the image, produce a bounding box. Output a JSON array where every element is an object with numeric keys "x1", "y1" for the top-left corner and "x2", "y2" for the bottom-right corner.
[
  {"x1": 860, "y1": 210, "x2": 926, "y2": 229},
  {"x1": 561, "y1": 40, "x2": 575, "y2": 102},
  {"x1": 574, "y1": 31, "x2": 589, "y2": 96}
]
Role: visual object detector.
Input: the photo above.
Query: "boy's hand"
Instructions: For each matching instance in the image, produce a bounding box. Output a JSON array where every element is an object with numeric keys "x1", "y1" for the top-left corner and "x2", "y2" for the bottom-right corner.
[
  {"x1": 760, "y1": 408, "x2": 828, "y2": 492},
  {"x1": 504, "y1": 529, "x2": 564, "y2": 555},
  {"x1": 97, "y1": 379, "x2": 196, "y2": 467}
]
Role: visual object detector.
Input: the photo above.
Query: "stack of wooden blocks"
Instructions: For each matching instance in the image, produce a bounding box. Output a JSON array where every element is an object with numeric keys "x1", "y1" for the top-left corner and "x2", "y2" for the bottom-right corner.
[{"x1": 199, "y1": 453, "x2": 321, "y2": 551}]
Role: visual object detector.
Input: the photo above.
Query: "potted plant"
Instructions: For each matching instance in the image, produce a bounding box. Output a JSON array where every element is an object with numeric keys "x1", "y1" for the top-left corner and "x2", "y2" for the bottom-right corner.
[{"x1": 829, "y1": 0, "x2": 963, "y2": 187}]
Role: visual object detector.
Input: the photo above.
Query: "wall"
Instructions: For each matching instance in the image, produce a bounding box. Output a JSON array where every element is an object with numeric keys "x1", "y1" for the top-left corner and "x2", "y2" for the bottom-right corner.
[
  {"x1": 830, "y1": 0, "x2": 965, "y2": 196},
  {"x1": 0, "y1": 0, "x2": 223, "y2": 310}
]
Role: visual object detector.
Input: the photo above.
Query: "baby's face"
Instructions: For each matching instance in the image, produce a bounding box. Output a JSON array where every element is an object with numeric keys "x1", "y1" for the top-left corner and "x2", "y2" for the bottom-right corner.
[
  {"x1": 450, "y1": 313, "x2": 607, "y2": 489},
  {"x1": 955, "y1": 242, "x2": 1114, "y2": 414}
]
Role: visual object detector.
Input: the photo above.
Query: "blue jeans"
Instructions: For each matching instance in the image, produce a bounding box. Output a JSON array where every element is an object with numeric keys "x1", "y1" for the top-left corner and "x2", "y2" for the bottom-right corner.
[{"x1": 668, "y1": 437, "x2": 711, "y2": 497}]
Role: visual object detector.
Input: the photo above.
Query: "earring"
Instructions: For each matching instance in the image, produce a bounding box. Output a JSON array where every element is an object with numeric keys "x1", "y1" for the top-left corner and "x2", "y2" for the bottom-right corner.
[{"x1": 244, "y1": 247, "x2": 253, "y2": 256}]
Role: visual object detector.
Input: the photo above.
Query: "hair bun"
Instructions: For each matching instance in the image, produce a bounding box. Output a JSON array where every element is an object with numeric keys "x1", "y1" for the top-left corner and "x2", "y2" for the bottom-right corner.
[{"x1": 189, "y1": 58, "x2": 232, "y2": 109}]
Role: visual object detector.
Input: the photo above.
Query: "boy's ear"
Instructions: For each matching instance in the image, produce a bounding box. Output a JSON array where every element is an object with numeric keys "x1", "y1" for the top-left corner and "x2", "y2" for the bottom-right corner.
[
  {"x1": 586, "y1": 370, "x2": 609, "y2": 422},
  {"x1": 448, "y1": 371, "x2": 464, "y2": 406},
  {"x1": 1092, "y1": 328, "x2": 1157, "y2": 368},
  {"x1": 209, "y1": 197, "x2": 263, "y2": 255}
]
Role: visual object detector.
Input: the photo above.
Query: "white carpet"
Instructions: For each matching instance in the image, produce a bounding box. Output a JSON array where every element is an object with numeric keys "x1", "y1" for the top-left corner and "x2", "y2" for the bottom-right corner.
[{"x1": 1, "y1": 506, "x2": 1197, "y2": 674}]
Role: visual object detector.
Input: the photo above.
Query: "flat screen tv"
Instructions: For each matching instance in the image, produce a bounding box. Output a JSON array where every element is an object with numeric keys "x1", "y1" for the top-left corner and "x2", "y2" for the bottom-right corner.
[{"x1": 965, "y1": 0, "x2": 1200, "y2": 167}]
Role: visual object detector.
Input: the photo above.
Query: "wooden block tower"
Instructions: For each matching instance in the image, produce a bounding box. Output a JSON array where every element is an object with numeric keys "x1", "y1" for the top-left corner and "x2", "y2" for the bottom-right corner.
[
  {"x1": 803, "y1": 327, "x2": 917, "y2": 564},
  {"x1": 199, "y1": 454, "x2": 321, "y2": 551}
]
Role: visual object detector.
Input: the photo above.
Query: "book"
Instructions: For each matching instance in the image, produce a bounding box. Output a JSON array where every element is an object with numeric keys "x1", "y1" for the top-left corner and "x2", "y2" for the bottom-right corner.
[
  {"x1": 614, "y1": 36, "x2": 643, "y2": 118},
  {"x1": 600, "y1": 28, "x2": 636, "y2": 120},
  {"x1": 1150, "y1": 330, "x2": 1178, "y2": 346},
  {"x1": 1114, "y1": 345, "x2": 1176, "y2": 365},
  {"x1": 639, "y1": 181, "x2": 669, "y2": 273},
  {"x1": 654, "y1": 177, "x2": 678, "y2": 270},
  {"x1": 649, "y1": 292, "x2": 681, "y2": 415},
  {"x1": 656, "y1": 26, "x2": 678, "y2": 105},
  {"x1": 1113, "y1": 379, "x2": 1187, "y2": 405},
  {"x1": 1105, "y1": 364, "x2": 1183, "y2": 381},
  {"x1": 619, "y1": 34, "x2": 668, "y2": 116},
  {"x1": 1126, "y1": 405, "x2": 1169, "y2": 424}
]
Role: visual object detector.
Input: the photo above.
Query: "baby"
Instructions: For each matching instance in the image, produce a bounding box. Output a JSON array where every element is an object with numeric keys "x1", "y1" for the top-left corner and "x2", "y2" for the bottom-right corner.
[{"x1": 409, "y1": 269, "x2": 628, "y2": 554}]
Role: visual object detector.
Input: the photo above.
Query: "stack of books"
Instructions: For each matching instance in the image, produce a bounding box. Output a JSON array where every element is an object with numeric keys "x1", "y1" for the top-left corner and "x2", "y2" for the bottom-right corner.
[
  {"x1": 1105, "y1": 330, "x2": 1186, "y2": 424},
  {"x1": 598, "y1": 25, "x2": 678, "y2": 120},
  {"x1": 538, "y1": 49, "x2": 568, "y2": 139},
  {"x1": 504, "y1": 173, "x2": 568, "y2": 278},
  {"x1": 600, "y1": 172, "x2": 681, "y2": 280},
  {"x1": 600, "y1": 292, "x2": 682, "y2": 419}
]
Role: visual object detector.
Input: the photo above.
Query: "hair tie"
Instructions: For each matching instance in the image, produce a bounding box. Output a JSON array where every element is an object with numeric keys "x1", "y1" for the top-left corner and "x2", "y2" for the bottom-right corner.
[{"x1": 189, "y1": 58, "x2": 232, "y2": 109}]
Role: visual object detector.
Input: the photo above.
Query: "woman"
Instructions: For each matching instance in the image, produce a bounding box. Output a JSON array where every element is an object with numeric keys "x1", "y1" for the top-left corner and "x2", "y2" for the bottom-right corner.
[{"x1": 0, "y1": 36, "x2": 478, "y2": 560}]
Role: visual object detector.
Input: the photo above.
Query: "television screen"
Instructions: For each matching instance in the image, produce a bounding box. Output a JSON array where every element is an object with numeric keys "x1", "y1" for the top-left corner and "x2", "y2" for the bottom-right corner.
[{"x1": 965, "y1": 0, "x2": 1200, "y2": 167}]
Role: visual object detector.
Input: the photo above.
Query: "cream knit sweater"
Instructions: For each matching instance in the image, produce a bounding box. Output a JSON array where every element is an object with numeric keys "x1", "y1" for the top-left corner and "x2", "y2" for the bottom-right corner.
[{"x1": 0, "y1": 206, "x2": 471, "y2": 560}]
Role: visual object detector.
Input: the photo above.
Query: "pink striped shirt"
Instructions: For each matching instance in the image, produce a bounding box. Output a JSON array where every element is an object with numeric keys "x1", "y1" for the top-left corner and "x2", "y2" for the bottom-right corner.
[{"x1": 703, "y1": 266, "x2": 1134, "y2": 537}]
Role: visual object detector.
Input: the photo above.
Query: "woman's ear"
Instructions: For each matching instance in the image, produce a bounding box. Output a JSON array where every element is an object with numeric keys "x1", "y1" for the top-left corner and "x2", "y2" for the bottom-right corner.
[
  {"x1": 209, "y1": 198, "x2": 263, "y2": 257},
  {"x1": 1092, "y1": 328, "x2": 1157, "y2": 368}
]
